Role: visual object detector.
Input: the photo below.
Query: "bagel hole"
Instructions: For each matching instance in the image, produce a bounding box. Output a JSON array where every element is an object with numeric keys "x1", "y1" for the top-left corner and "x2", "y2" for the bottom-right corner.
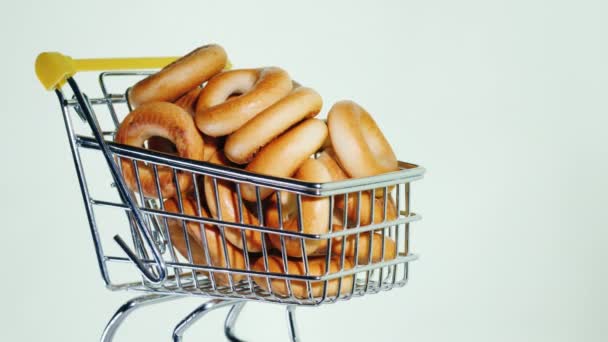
[
  {"x1": 226, "y1": 92, "x2": 243, "y2": 101},
  {"x1": 146, "y1": 136, "x2": 178, "y2": 155}
]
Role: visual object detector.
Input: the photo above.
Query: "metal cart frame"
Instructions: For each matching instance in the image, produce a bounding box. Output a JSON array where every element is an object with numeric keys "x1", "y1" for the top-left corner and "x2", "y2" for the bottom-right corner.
[{"x1": 35, "y1": 52, "x2": 425, "y2": 341}]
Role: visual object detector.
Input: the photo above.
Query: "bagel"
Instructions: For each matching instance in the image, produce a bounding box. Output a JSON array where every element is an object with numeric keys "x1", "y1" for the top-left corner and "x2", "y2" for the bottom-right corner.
[
  {"x1": 252, "y1": 256, "x2": 355, "y2": 299},
  {"x1": 317, "y1": 149, "x2": 398, "y2": 225},
  {"x1": 327, "y1": 100, "x2": 398, "y2": 179},
  {"x1": 165, "y1": 205, "x2": 208, "y2": 273},
  {"x1": 146, "y1": 87, "x2": 202, "y2": 155},
  {"x1": 241, "y1": 119, "x2": 328, "y2": 202},
  {"x1": 317, "y1": 147, "x2": 349, "y2": 181},
  {"x1": 173, "y1": 86, "x2": 222, "y2": 161},
  {"x1": 174, "y1": 86, "x2": 202, "y2": 115},
  {"x1": 224, "y1": 86, "x2": 322, "y2": 164},
  {"x1": 203, "y1": 152, "x2": 263, "y2": 252},
  {"x1": 265, "y1": 158, "x2": 333, "y2": 257},
  {"x1": 195, "y1": 67, "x2": 292, "y2": 136},
  {"x1": 129, "y1": 44, "x2": 227, "y2": 108},
  {"x1": 331, "y1": 231, "x2": 397, "y2": 264},
  {"x1": 164, "y1": 196, "x2": 247, "y2": 286},
  {"x1": 202, "y1": 135, "x2": 222, "y2": 162},
  {"x1": 115, "y1": 102, "x2": 204, "y2": 198},
  {"x1": 337, "y1": 193, "x2": 398, "y2": 226}
]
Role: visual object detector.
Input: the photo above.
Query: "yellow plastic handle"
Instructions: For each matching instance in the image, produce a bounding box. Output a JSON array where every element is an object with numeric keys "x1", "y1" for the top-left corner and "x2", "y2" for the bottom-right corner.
[
  {"x1": 35, "y1": 52, "x2": 179, "y2": 91},
  {"x1": 36, "y1": 51, "x2": 232, "y2": 91}
]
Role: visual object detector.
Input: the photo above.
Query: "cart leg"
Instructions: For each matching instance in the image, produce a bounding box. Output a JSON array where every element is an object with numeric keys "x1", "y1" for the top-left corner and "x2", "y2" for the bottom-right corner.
[
  {"x1": 224, "y1": 302, "x2": 246, "y2": 342},
  {"x1": 100, "y1": 294, "x2": 178, "y2": 342},
  {"x1": 172, "y1": 299, "x2": 242, "y2": 342},
  {"x1": 286, "y1": 305, "x2": 301, "y2": 342}
]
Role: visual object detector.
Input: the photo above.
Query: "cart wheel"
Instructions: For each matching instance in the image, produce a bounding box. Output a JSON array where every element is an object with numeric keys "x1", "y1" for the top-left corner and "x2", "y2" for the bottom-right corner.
[{"x1": 100, "y1": 294, "x2": 179, "y2": 342}]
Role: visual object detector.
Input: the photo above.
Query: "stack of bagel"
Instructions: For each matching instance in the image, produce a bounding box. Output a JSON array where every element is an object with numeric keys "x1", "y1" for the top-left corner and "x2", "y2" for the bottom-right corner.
[{"x1": 116, "y1": 44, "x2": 401, "y2": 298}]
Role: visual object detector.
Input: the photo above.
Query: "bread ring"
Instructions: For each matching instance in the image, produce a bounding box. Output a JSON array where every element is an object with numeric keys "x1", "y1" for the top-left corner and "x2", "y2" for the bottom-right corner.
[
  {"x1": 204, "y1": 152, "x2": 263, "y2": 252},
  {"x1": 331, "y1": 231, "x2": 397, "y2": 264},
  {"x1": 252, "y1": 256, "x2": 355, "y2": 299},
  {"x1": 173, "y1": 87, "x2": 223, "y2": 161},
  {"x1": 146, "y1": 86, "x2": 201, "y2": 155},
  {"x1": 201, "y1": 135, "x2": 222, "y2": 162},
  {"x1": 317, "y1": 147, "x2": 349, "y2": 181},
  {"x1": 129, "y1": 45, "x2": 227, "y2": 108},
  {"x1": 165, "y1": 203, "x2": 208, "y2": 273},
  {"x1": 241, "y1": 118, "x2": 328, "y2": 202},
  {"x1": 266, "y1": 158, "x2": 333, "y2": 257},
  {"x1": 115, "y1": 102, "x2": 204, "y2": 198},
  {"x1": 165, "y1": 196, "x2": 247, "y2": 286},
  {"x1": 146, "y1": 89, "x2": 221, "y2": 162},
  {"x1": 327, "y1": 100, "x2": 398, "y2": 178},
  {"x1": 224, "y1": 86, "x2": 322, "y2": 164},
  {"x1": 317, "y1": 148, "x2": 397, "y2": 225},
  {"x1": 195, "y1": 67, "x2": 292, "y2": 136},
  {"x1": 174, "y1": 86, "x2": 202, "y2": 115},
  {"x1": 337, "y1": 193, "x2": 398, "y2": 226}
]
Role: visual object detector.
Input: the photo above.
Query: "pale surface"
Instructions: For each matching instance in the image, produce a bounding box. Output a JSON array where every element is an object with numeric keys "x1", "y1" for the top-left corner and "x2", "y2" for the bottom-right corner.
[{"x1": 1, "y1": 0, "x2": 607, "y2": 341}]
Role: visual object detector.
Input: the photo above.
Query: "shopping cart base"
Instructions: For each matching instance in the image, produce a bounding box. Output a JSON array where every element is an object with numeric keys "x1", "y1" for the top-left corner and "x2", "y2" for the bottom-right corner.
[{"x1": 100, "y1": 295, "x2": 301, "y2": 342}]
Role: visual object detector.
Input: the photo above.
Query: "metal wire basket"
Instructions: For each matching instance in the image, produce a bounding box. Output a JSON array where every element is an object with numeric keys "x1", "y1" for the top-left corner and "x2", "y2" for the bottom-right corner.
[{"x1": 36, "y1": 52, "x2": 425, "y2": 342}]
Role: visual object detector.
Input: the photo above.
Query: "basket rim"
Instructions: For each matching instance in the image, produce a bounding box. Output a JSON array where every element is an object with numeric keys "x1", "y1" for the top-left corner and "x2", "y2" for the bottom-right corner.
[{"x1": 77, "y1": 135, "x2": 426, "y2": 196}]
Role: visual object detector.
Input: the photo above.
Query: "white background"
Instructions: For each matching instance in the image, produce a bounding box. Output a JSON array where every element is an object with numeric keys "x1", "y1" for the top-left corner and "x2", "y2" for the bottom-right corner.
[{"x1": 1, "y1": 0, "x2": 607, "y2": 341}]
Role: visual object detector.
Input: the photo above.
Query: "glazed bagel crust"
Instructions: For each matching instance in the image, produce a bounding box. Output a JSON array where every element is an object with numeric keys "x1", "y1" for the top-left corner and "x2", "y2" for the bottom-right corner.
[
  {"x1": 224, "y1": 86, "x2": 323, "y2": 164},
  {"x1": 164, "y1": 197, "x2": 247, "y2": 286},
  {"x1": 204, "y1": 152, "x2": 263, "y2": 252},
  {"x1": 195, "y1": 67, "x2": 292, "y2": 136},
  {"x1": 252, "y1": 256, "x2": 355, "y2": 299},
  {"x1": 115, "y1": 102, "x2": 204, "y2": 198},
  {"x1": 327, "y1": 100, "x2": 398, "y2": 178},
  {"x1": 241, "y1": 118, "x2": 328, "y2": 202},
  {"x1": 129, "y1": 45, "x2": 227, "y2": 108},
  {"x1": 266, "y1": 158, "x2": 333, "y2": 257}
]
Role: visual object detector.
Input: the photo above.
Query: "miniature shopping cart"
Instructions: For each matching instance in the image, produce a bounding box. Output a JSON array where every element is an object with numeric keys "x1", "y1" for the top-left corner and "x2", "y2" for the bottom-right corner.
[{"x1": 35, "y1": 52, "x2": 425, "y2": 342}]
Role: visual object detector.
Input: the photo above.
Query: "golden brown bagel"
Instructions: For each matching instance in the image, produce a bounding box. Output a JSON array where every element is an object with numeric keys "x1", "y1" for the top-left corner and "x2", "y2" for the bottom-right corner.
[
  {"x1": 165, "y1": 205, "x2": 208, "y2": 275},
  {"x1": 174, "y1": 86, "x2": 202, "y2": 115},
  {"x1": 327, "y1": 100, "x2": 398, "y2": 178},
  {"x1": 174, "y1": 87, "x2": 221, "y2": 161},
  {"x1": 241, "y1": 119, "x2": 328, "y2": 202},
  {"x1": 224, "y1": 87, "x2": 323, "y2": 164},
  {"x1": 145, "y1": 87, "x2": 202, "y2": 155},
  {"x1": 195, "y1": 67, "x2": 292, "y2": 136},
  {"x1": 115, "y1": 102, "x2": 204, "y2": 198},
  {"x1": 266, "y1": 159, "x2": 333, "y2": 257},
  {"x1": 331, "y1": 232, "x2": 397, "y2": 264},
  {"x1": 129, "y1": 45, "x2": 227, "y2": 108},
  {"x1": 202, "y1": 135, "x2": 223, "y2": 162},
  {"x1": 336, "y1": 193, "x2": 398, "y2": 226},
  {"x1": 252, "y1": 256, "x2": 355, "y2": 298},
  {"x1": 317, "y1": 147, "x2": 349, "y2": 181},
  {"x1": 317, "y1": 148, "x2": 397, "y2": 225},
  {"x1": 164, "y1": 196, "x2": 247, "y2": 286},
  {"x1": 204, "y1": 152, "x2": 263, "y2": 252}
]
